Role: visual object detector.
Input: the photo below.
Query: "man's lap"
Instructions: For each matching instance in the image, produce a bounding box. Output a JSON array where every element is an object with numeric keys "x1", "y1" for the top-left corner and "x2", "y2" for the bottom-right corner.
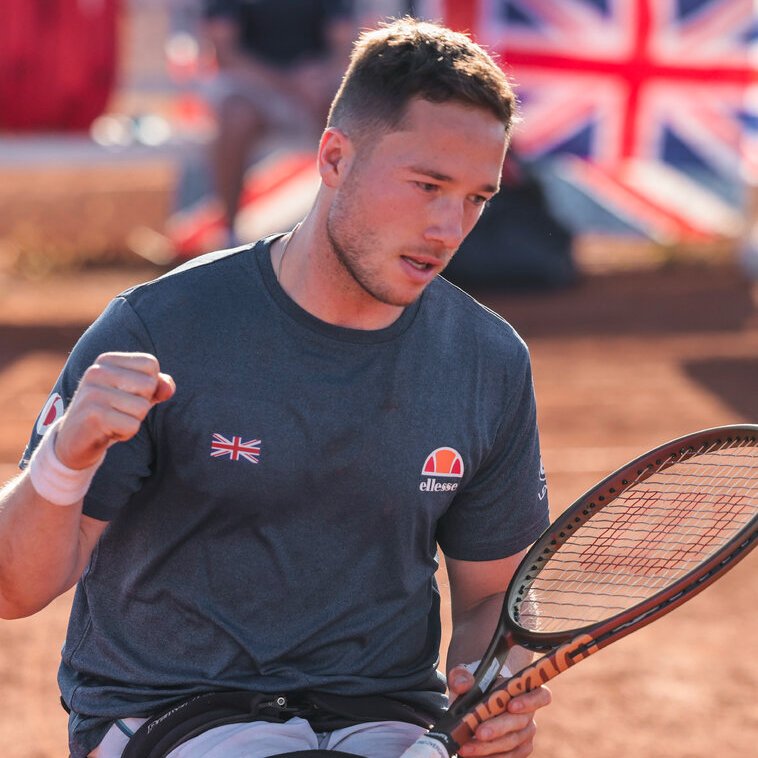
[{"x1": 89, "y1": 716, "x2": 425, "y2": 757}]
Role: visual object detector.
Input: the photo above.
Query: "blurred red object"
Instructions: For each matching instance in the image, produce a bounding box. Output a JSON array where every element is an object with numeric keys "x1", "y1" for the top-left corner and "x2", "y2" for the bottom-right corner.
[{"x1": 0, "y1": 0, "x2": 119, "y2": 131}]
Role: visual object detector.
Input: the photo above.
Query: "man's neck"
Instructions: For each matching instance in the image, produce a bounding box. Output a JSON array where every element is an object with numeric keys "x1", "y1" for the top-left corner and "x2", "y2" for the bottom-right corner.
[{"x1": 273, "y1": 216, "x2": 406, "y2": 331}]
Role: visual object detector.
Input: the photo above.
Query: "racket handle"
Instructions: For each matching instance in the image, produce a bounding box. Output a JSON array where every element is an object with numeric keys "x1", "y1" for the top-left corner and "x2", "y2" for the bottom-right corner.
[{"x1": 399, "y1": 735, "x2": 453, "y2": 758}]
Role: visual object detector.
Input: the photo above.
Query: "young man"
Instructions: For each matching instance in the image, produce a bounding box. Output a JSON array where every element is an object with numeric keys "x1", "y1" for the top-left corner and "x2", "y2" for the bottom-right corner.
[{"x1": 0, "y1": 18, "x2": 551, "y2": 758}]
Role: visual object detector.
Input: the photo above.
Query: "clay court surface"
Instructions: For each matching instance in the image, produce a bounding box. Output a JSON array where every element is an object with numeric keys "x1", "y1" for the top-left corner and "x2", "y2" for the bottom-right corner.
[{"x1": 0, "y1": 259, "x2": 756, "y2": 757}]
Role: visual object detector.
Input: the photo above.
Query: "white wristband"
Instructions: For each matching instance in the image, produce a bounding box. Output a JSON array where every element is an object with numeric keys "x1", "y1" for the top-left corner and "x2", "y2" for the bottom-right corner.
[
  {"x1": 28, "y1": 419, "x2": 105, "y2": 506},
  {"x1": 460, "y1": 658, "x2": 512, "y2": 683}
]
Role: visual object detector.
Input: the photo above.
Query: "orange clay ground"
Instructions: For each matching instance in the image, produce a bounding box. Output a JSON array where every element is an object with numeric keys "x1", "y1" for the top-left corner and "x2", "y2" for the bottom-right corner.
[{"x1": 0, "y1": 260, "x2": 756, "y2": 757}]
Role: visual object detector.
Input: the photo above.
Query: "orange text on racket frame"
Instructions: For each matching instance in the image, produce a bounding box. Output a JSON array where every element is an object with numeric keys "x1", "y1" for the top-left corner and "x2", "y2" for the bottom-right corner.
[{"x1": 459, "y1": 634, "x2": 599, "y2": 736}]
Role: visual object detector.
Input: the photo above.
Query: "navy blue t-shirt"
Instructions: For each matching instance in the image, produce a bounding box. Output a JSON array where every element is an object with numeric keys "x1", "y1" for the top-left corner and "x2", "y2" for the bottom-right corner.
[{"x1": 22, "y1": 238, "x2": 549, "y2": 756}]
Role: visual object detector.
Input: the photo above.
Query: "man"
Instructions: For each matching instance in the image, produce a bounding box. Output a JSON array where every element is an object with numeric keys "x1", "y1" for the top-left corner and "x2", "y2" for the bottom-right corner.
[
  {"x1": 201, "y1": 0, "x2": 357, "y2": 247},
  {"x1": 0, "y1": 18, "x2": 551, "y2": 758}
]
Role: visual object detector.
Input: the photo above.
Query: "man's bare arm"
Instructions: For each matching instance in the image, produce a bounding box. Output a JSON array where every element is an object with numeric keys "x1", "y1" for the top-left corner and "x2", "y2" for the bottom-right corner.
[
  {"x1": 0, "y1": 352, "x2": 174, "y2": 619},
  {"x1": 445, "y1": 553, "x2": 551, "y2": 757},
  {"x1": 0, "y1": 479, "x2": 106, "y2": 618},
  {"x1": 446, "y1": 552, "x2": 533, "y2": 678}
]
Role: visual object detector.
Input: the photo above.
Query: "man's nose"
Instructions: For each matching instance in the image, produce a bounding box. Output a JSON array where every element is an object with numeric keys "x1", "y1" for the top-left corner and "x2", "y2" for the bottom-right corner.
[{"x1": 423, "y1": 199, "x2": 466, "y2": 251}]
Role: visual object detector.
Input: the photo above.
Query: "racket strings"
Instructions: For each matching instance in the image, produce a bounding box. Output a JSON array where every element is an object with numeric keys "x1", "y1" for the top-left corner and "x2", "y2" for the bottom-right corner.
[
  {"x1": 513, "y1": 443, "x2": 758, "y2": 632},
  {"x1": 580, "y1": 490, "x2": 752, "y2": 570}
]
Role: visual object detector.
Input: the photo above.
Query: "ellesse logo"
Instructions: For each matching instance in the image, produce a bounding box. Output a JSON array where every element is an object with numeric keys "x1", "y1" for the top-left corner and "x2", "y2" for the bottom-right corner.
[{"x1": 420, "y1": 447, "x2": 464, "y2": 492}]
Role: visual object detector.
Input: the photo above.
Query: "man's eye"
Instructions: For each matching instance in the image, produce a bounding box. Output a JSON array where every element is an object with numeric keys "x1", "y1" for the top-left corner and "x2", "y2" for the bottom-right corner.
[
  {"x1": 471, "y1": 195, "x2": 489, "y2": 207},
  {"x1": 416, "y1": 182, "x2": 438, "y2": 192}
]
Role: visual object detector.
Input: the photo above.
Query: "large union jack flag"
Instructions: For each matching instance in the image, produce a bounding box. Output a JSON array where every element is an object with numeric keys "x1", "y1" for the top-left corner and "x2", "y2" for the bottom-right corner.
[
  {"x1": 210, "y1": 433, "x2": 261, "y2": 464},
  {"x1": 421, "y1": 0, "x2": 756, "y2": 241}
]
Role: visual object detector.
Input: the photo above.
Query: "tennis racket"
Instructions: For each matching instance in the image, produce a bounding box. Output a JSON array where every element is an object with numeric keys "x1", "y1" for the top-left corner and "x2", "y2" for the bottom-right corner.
[{"x1": 401, "y1": 425, "x2": 758, "y2": 758}]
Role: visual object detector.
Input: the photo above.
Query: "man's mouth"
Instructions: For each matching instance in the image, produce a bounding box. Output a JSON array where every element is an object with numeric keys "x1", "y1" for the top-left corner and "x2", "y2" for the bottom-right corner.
[{"x1": 401, "y1": 255, "x2": 435, "y2": 271}]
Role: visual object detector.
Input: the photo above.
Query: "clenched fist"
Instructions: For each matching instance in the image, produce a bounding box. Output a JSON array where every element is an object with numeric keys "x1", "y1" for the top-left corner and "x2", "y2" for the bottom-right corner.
[{"x1": 55, "y1": 352, "x2": 175, "y2": 470}]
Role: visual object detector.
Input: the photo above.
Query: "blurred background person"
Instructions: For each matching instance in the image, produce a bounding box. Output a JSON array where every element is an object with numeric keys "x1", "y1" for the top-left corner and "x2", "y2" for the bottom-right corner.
[{"x1": 200, "y1": 0, "x2": 358, "y2": 248}]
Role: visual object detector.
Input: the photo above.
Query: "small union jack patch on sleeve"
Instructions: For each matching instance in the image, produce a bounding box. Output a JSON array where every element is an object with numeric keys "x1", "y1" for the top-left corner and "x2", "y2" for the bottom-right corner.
[{"x1": 210, "y1": 433, "x2": 261, "y2": 464}]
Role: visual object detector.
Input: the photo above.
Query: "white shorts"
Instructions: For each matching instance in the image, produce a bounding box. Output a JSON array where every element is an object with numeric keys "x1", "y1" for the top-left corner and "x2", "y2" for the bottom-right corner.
[{"x1": 90, "y1": 715, "x2": 426, "y2": 757}]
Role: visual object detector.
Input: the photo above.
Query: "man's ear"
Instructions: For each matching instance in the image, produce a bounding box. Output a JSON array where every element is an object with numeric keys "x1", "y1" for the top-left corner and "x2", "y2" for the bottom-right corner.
[{"x1": 318, "y1": 127, "x2": 355, "y2": 188}]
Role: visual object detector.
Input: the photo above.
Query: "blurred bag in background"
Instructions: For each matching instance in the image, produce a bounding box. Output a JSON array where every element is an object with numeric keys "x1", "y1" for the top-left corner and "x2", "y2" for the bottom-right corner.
[{"x1": 444, "y1": 153, "x2": 577, "y2": 291}]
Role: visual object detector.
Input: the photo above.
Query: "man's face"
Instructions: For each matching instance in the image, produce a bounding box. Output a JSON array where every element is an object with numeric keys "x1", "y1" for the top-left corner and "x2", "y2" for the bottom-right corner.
[{"x1": 325, "y1": 98, "x2": 508, "y2": 308}]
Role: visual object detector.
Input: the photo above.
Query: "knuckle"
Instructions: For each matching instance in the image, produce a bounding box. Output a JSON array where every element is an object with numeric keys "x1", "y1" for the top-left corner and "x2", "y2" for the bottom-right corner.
[
  {"x1": 126, "y1": 372, "x2": 150, "y2": 395},
  {"x1": 117, "y1": 370, "x2": 157, "y2": 399},
  {"x1": 133, "y1": 397, "x2": 152, "y2": 419},
  {"x1": 529, "y1": 685, "x2": 551, "y2": 707},
  {"x1": 515, "y1": 714, "x2": 532, "y2": 731},
  {"x1": 82, "y1": 363, "x2": 106, "y2": 384},
  {"x1": 116, "y1": 414, "x2": 142, "y2": 439},
  {"x1": 94, "y1": 351, "x2": 160, "y2": 376},
  {"x1": 133, "y1": 352, "x2": 160, "y2": 372},
  {"x1": 514, "y1": 740, "x2": 535, "y2": 758},
  {"x1": 126, "y1": 415, "x2": 142, "y2": 434}
]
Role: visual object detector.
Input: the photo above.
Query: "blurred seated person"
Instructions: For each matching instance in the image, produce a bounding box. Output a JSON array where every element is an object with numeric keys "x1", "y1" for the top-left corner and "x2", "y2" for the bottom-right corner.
[{"x1": 202, "y1": 0, "x2": 356, "y2": 246}]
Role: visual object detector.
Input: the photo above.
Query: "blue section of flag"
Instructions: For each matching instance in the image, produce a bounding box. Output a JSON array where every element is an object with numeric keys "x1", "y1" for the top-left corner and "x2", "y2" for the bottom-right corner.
[
  {"x1": 501, "y1": 1, "x2": 534, "y2": 25},
  {"x1": 542, "y1": 122, "x2": 595, "y2": 159},
  {"x1": 743, "y1": 17, "x2": 758, "y2": 44},
  {"x1": 661, "y1": 129, "x2": 714, "y2": 176},
  {"x1": 580, "y1": 0, "x2": 611, "y2": 15},
  {"x1": 676, "y1": 0, "x2": 716, "y2": 21},
  {"x1": 739, "y1": 110, "x2": 758, "y2": 131}
]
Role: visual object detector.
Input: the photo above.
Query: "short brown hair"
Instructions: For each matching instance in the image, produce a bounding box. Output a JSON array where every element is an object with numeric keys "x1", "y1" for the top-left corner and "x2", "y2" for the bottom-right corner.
[{"x1": 327, "y1": 17, "x2": 517, "y2": 140}]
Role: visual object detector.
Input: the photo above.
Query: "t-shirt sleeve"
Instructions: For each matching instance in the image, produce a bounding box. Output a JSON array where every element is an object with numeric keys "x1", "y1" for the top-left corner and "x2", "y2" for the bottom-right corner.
[
  {"x1": 19, "y1": 296, "x2": 158, "y2": 521},
  {"x1": 436, "y1": 348, "x2": 550, "y2": 561}
]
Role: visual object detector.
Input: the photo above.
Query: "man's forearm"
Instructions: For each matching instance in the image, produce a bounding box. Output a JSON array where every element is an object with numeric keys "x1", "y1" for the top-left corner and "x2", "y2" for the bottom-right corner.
[
  {"x1": 0, "y1": 473, "x2": 86, "y2": 618},
  {"x1": 448, "y1": 593, "x2": 532, "y2": 677},
  {"x1": 448, "y1": 591, "x2": 505, "y2": 675}
]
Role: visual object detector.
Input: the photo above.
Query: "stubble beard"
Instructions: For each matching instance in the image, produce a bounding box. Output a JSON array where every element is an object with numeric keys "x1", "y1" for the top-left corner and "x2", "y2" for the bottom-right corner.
[{"x1": 326, "y1": 193, "x2": 419, "y2": 309}]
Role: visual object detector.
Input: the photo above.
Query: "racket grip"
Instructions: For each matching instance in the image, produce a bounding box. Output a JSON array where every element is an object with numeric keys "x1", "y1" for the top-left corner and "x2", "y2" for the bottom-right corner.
[{"x1": 399, "y1": 735, "x2": 453, "y2": 758}]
